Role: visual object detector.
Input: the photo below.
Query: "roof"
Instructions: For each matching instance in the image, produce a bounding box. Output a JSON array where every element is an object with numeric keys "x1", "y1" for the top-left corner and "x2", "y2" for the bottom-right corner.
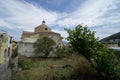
[
  {"x1": 21, "y1": 20, "x2": 61, "y2": 39},
  {"x1": 34, "y1": 21, "x2": 52, "y2": 33},
  {"x1": 21, "y1": 31, "x2": 34, "y2": 39},
  {"x1": 22, "y1": 31, "x2": 34, "y2": 34}
]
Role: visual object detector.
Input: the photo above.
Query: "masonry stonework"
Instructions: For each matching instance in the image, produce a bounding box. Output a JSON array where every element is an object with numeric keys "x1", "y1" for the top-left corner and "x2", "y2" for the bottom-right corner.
[{"x1": 18, "y1": 21, "x2": 63, "y2": 57}]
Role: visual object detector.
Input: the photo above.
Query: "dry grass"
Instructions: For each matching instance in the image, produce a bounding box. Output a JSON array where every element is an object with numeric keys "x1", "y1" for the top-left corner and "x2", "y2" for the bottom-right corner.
[{"x1": 12, "y1": 54, "x2": 99, "y2": 80}]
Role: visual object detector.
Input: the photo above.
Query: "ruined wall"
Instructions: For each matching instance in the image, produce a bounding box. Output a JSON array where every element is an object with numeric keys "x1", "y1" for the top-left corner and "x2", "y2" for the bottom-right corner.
[
  {"x1": 21, "y1": 32, "x2": 63, "y2": 46},
  {"x1": 18, "y1": 32, "x2": 63, "y2": 57},
  {"x1": 18, "y1": 42, "x2": 34, "y2": 57},
  {"x1": 21, "y1": 33, "x2": 39, "y2": 43},
  {"x1": 0, "y1": 32, "x2": 12, "y2": 64},
  {"x1": 0, "y1": 31, "x2": 12, "y2": 80}
]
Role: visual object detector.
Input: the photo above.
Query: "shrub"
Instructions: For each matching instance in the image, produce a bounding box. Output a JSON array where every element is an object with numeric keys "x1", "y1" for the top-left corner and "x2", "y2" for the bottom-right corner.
[
  {"x1": 65, "y1": 24, "x2": 120, "y2": 79},
  {"x1": 54, "y1": 46, "x2": 73, "y2": 58},
  {"x1": 65, "y1": 24, "x2": 100, "y2": 60},
  {"x1": 18, "y1": 56, "x2": 33, "y2": 70},
  {"x1": 33, "y1": 36, "x2": 56, "y2": 58}
]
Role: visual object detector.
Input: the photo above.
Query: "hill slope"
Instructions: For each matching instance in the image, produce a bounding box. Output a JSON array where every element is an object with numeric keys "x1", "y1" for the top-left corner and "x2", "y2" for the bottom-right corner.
[{"x1": 100, "y1": 32, "x2": 120, "y2": 43}]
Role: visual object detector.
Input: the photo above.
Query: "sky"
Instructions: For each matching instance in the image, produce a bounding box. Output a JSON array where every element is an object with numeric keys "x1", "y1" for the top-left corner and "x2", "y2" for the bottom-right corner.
[{"x1": 0, "y1": 0, "x2": 120, "y2": 41}]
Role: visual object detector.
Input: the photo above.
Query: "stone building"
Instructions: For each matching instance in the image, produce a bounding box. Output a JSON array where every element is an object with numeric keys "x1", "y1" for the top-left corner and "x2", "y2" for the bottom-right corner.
[
  {"x1": 18, "y1": 20, "x2": 63, "y2": 57},
  {"x1": 0, "y1": 30, "x2": 12, "y2": 64},
  {"x1": 0, "y1": 30, "x2": 12, "y2": 80}
]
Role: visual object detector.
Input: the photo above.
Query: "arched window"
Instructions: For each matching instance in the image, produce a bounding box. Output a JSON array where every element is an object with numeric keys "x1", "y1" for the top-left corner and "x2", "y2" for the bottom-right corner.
[{"x1": 45, "y1": 28, "x2": 48, "y2": 30}]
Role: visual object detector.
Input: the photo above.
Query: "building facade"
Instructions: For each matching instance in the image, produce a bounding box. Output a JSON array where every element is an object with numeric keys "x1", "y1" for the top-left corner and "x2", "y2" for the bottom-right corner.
[
  {"x1": 18, "y1": 21, "x2": 63, "y2": 57},
  {"x1": 0, "y1": 31, "x2": 12, "y2": 80},
  {"x1": 0, "y1": 31, "x2": 12, "y2": 64}
]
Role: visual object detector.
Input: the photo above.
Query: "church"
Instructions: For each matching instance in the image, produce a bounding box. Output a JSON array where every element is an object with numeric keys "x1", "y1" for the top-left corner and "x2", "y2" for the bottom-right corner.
[{"x1": 18, "y1": 20, "x2": 63, "y2": 57}]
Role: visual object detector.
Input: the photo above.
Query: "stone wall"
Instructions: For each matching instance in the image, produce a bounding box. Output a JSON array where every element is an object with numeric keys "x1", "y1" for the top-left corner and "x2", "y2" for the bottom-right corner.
[
  {"x1": 21, "y1": 32, "x2": 63, "y2": 46},
  {"x1": 18, "y1": 42, "x2": 34, "y2": 57},
  {"x1": 35, "y1": 24, "x2": 52, "y2": 33},
  {"x1": 18, "y1": 33, "x2": 63, "y2": 57}
]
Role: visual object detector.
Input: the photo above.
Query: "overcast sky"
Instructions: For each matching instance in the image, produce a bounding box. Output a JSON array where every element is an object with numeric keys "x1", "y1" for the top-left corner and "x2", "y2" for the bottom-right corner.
[{"x1": 0, "y1": 0, "x2": 120, "y2": 41}]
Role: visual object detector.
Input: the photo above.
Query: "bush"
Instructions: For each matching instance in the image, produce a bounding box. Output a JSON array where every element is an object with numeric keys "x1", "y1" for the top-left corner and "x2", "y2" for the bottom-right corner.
[
  {"x1": 18, "y1": 56, "x2": 33, "y2": 70},
  {"x1": 65, "y1": 24, "x2": 100, "y2": 60},
  {"x1": 54, "y1": 46, "x2": 73, "y2": 58},
  {"x1": 12, "y1": 54, "x2": 99, "y2": 80},
  {"x1": 65, "y1": 24, "x2": 120, "y2": 79},
  {"x1": 33, "y1": 36, "x2": 56, "y2": 58}
]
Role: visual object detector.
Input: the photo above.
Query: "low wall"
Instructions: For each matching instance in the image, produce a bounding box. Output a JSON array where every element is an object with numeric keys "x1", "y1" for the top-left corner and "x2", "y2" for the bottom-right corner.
[{"x1": 18, "y1": 42, "x2": 35, "y2": 57}]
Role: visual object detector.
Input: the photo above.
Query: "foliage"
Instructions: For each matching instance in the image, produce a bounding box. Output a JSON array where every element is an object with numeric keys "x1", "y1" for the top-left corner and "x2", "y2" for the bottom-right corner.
[
  {"x1": 12, "y1": 54, "x2": 98, "y2": 80},
  {"x1": 33, "y1": 36, "x2": 56, "y2": 58},
  {"x1": 65, "y1": 24, "x2": 100, "y2": 59},
  {"x1": 54, "y1": 46, "x2": 73, "y2": 58},
  {"x1": 93, "y1": 47, "x2": 119, "y2": 79},
  {"x1": 65, "y1": 24, "x2": 120, "y2": 79},
  {"x1": 18, "y1": 56, "x2": 33, "y2": 70}
]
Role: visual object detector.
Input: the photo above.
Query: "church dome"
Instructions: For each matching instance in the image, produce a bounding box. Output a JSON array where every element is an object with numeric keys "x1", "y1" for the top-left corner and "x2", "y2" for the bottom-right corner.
[{"x1": 34, "y1": 20, "x2": 52, "y2": 33}]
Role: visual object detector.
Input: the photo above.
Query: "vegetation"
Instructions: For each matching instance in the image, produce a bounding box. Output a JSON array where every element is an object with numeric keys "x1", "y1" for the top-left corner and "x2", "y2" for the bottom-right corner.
[
  {"x1": 18, "y1": 55, "x2": 34, "y2": 70},
  {"x1": 12, "y1": 24, "x2": 120, "y2": 80},
  {"x1": 65, "y1": 24, "x2": 120, "y2": 79},
  {"x1": 54, "y1": 46, "x2": 73, "y2": 58},
  {"x1": 12, "y1": 54, "x2": 98, "y2": 80},
  {"x1": 65, "y1": 25, "x2": 99, "y2": 60},
  {"x1": 100, "y1": 32, "x2": 120, "y2": 44},
  {"x1": 33, "y1": 37, "x2": 56, "y2": 58}
]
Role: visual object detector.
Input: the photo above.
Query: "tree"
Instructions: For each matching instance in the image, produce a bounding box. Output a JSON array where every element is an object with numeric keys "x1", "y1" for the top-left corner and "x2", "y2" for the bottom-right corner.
[
  {"x1": 65, "y1": 24, "x2": 120, "y2": 79},
  {"x1": 65, "y1": 24, "x2": 100, "y2": 60},
  {"x1": 33, "y1": 37, "x2": 56, "y2": 58},
  {"x1": 54, "y1": 46, "x2": 73, "y2": 58}
]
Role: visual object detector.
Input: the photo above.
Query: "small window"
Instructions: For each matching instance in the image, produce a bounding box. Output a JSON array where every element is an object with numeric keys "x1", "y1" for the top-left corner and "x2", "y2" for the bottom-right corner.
[
  {"x1": 45, "y1": 28, "x2": 48, "y2": 30},
  {"x1": 0, "y1": 34, "x2": 6, "y2": 42},
  {"x1": 0, "y1": 34, "x2": 3, "y2": 38}
]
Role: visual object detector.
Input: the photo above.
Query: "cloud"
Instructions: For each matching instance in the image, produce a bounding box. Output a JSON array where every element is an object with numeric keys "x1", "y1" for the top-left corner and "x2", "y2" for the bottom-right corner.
[
  {"x1": 0, "y1": 0, "x2": 58, "y2": 31},
  {"x1": 56, "y1": 0, "x2": 120, "y2": 27},
  {"x1": 0, "y1": 26, "x2": 22, "y2": 41},
  {"x1": 52, "y1": 29, "x2": 68, "y2": 38},
  {"x1": 0, "y1": 0, "x2": 120, "y2": 40},
  {"x1": 55, "y1": 0, "x2": 120, "y2": 39},
  {"x1": 0, "y1": 19, "x2": 12, "y2": 27},
  {"x1": 90, "y1": 23, "x2": 120, "y2": 39}
]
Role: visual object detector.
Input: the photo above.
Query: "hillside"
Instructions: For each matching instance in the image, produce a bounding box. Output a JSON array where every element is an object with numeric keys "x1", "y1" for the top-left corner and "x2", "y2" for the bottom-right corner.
[{"x1": 100, "y1": 32, "x2": 120, "y2": 43}]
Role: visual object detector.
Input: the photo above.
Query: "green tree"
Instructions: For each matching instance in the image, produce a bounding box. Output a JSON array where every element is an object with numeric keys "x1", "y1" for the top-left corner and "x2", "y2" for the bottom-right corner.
[
  {"x1": 65, "y1": 24, "x2": 120, "y2": 79},
  {"x1": 65, "y1": 24, "x2": 100, "y2": 60},
  {"x1": 33, "y1": 37, "x2": 56, "y2": 58},
  {"x1": 54, "y1": 46, "x2": 73, "y2": 58}
]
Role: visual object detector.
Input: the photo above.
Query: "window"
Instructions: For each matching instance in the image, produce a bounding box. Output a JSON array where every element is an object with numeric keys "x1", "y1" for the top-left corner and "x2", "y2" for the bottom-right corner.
[
  {"x1": 0, "y1": 34, "x2": 3, "y2": 38},
  {"x1": 0, "y1": 34, "x2": 7, "y2": 42},
  {"x1": 45, "y1": 28, "x2": 48, "y2": 30}
]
